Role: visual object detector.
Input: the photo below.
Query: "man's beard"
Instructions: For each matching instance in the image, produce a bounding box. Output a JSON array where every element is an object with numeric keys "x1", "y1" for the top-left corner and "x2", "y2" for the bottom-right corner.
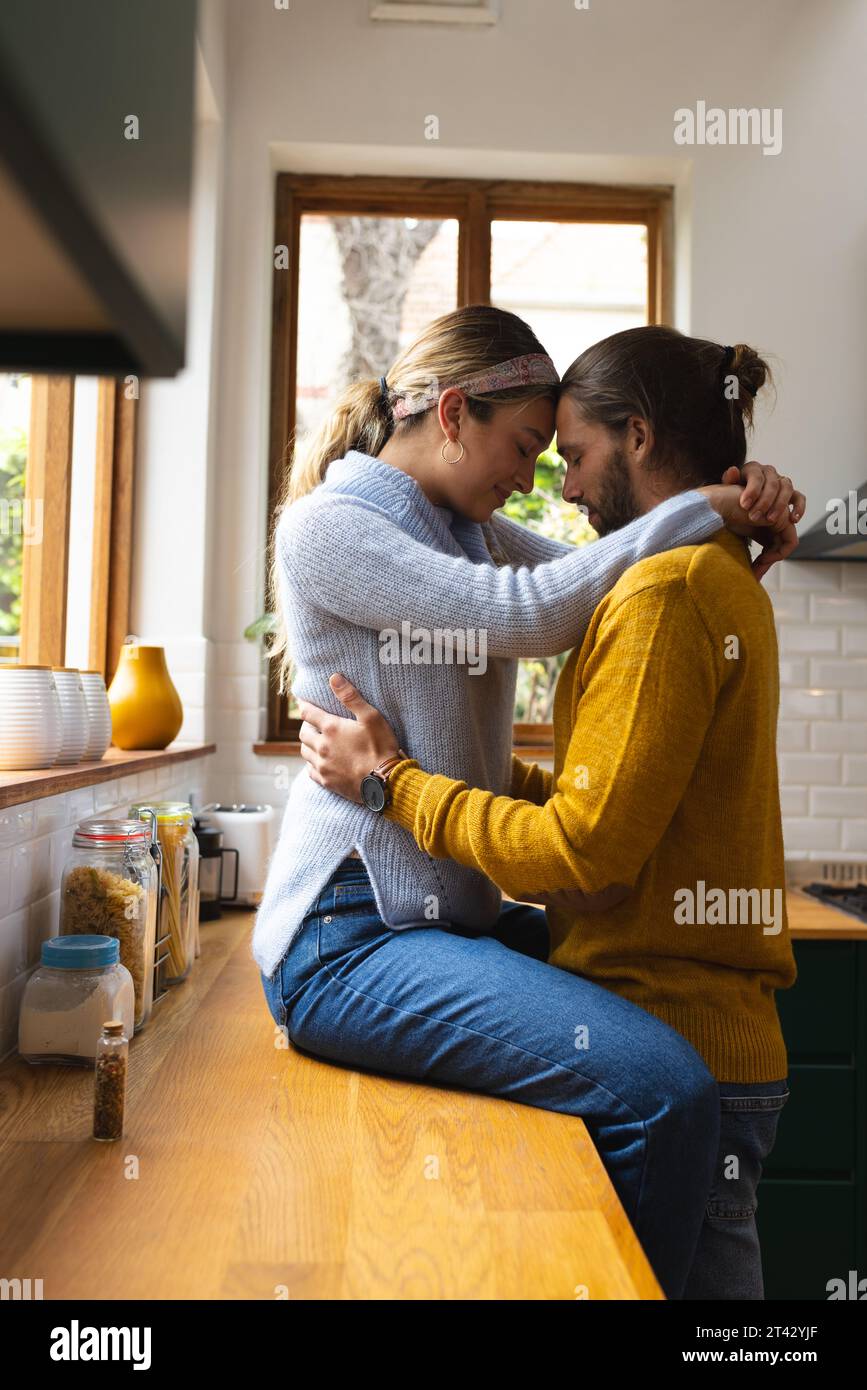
[{"x1": 590, "y1": 445, "x2": 641, "y2": 536}]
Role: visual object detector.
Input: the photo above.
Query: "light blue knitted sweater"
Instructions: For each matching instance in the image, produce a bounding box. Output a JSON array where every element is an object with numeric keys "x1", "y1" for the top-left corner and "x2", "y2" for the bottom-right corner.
[{"x1": 251, "y1": 450, "x2": 724, "y2": 978}]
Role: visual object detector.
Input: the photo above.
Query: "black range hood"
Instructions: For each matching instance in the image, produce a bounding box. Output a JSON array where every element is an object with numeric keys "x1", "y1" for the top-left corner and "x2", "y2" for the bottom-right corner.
[
  {"x1": 790, "y1": 483, "x2": 867, "y2": 560},
  {"x1": 0, "y1": 0, "x2": 197, "y2": 377}
]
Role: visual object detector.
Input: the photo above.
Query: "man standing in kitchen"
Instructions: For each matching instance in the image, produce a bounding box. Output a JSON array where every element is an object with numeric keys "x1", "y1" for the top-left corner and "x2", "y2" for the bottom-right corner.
[{"x1": 297, "y1": 326, "x2": 802, "y2": 1300}]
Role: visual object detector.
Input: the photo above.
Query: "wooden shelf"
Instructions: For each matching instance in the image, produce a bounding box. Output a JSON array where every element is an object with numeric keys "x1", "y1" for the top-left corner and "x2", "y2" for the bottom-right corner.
[
  {"x1": 0, "y1": 742, "x2": 217, "y2": 809},
  {"x1": 253, "y1": 741, "x2": 555, "y2": 760}
]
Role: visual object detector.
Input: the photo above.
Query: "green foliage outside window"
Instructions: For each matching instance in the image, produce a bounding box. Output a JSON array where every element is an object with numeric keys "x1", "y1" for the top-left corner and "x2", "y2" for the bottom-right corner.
[
  {"x1": 0, "y1": 426, "x2": 26, "y2": 641},
  {"x1": 503, "y1": 444, "x2": 597, "y2": 724}
]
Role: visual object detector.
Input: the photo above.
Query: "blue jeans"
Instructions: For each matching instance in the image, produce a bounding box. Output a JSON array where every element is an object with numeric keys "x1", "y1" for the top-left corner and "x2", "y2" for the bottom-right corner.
[
  {"x1": 683, "y1": 1079, "x2": 789, "y2": 1300},
  {"x1": 261, "y1": 857, "x2": 724, "y2": 1299}
]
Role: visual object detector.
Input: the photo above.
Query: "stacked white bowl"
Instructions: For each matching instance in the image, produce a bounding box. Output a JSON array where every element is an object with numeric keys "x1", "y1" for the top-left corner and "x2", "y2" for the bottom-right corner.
[
  {"x1": 79, "y1": 669, "x2": 112, "y2": 760},
  {"x1": 51, "y1": 668, "x2": 90, "y2": 764},
  {"x1": 0, "y1": 665, "x2": 63, "y2": 769}
]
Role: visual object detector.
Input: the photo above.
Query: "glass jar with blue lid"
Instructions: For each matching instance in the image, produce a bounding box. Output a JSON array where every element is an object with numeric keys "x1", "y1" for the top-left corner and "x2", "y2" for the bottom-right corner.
[{"x1": 18, "y1": 935, "x2": 135, "y2": 1065}]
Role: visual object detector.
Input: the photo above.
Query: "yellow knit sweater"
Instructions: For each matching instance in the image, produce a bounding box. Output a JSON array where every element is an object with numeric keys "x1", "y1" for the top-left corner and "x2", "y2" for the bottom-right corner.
[{"x1": 385, "y1": 529, "x2": 797, "y2": 1082}]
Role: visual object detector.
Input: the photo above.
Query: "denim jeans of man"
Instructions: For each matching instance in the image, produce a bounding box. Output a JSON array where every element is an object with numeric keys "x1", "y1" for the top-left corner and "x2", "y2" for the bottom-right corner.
[
  {"x1": 260, "y1": 857, "x2": 723, "y2": 1300},
  {"x1": 682, "y1": 1078, "x2": 789, "y2": 1299}
]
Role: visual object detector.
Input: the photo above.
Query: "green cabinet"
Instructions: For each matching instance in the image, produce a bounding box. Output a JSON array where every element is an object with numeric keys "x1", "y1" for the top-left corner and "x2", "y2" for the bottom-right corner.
[{"x1": 757, "y1": 939, "x2": 867, "y2": 1300}]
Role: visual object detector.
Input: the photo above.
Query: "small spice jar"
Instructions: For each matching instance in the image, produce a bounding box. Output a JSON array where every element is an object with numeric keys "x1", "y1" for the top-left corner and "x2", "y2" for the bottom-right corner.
[
  {"x1": 18, "y1": 936, "x2": 134, "y2": 1065},
  {"x1": 129, "y1": 801, "x2": 199, "y2": 983},
  {"x1": 60, "y1": 818, "x2": 158, "y2": 1031},
  {"x1": 93, "y1": 1019, "x2": 128, "y2": 1142}
]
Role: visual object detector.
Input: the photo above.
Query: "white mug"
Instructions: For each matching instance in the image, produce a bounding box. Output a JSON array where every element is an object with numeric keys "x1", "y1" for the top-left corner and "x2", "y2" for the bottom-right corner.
[
  {"x1": 51, "y1": 668, "x2": 90, "y2": 765},
  {"x1": 79, "y1": 670, "x2": 112, "y2": 760},
  {"x1": 0, "y1": 665, "x2": 62, "y2": 769}
]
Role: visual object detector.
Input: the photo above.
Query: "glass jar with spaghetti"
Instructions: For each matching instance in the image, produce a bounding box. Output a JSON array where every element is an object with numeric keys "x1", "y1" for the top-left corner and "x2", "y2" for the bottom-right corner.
[{"x1": 129, "y1": 801, "x2": 199, "y2": 984}]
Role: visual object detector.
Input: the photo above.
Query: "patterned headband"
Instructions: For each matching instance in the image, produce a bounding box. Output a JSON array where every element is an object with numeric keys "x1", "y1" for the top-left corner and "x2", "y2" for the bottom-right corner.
[{"x1": 390, "y1": 353, "x2": 559, "y2": 420}]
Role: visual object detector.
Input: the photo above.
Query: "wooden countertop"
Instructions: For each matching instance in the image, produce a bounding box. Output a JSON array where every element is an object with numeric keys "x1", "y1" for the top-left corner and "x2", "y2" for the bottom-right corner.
[
  {"x1": 0, "y1": 909, "x2": 662, "y2": 1301},
  {"x1": 787, "y1": 887, "x2": 867, "y2": 939}
]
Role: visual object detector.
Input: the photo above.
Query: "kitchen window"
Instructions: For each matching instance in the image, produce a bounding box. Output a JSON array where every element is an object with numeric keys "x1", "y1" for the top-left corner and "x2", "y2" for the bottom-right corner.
[
  {"x1": 0, "y1": 371, "x2": 137, "y2": 678},
  {"x1": 265, "y1": 173, "x2": 672, "y2": 747}
]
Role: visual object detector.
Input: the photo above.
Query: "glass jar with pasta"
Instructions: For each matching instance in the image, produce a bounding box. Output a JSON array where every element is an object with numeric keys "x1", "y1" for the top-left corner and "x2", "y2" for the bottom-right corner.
[
  {"x1": 59, "y1": 818, "x2": 158, "y2": 1031},
  {"x1": 129, "y1": 801, "x2": 198, "y2": 984}
]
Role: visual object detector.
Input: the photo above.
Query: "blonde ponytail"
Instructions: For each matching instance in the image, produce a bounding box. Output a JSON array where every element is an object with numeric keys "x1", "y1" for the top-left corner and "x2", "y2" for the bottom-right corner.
[
  {"x1": 265, "y1": 377, "x2": 390, "y2": 689},
  {"x1": 286, "y1": 377, "x2": 390, "y2": 504}
]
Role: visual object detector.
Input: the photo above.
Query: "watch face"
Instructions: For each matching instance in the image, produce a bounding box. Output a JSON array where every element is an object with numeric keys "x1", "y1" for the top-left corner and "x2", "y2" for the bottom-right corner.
[{"x1": 361, "y1": 774, "x2": 387, "y2": 812}]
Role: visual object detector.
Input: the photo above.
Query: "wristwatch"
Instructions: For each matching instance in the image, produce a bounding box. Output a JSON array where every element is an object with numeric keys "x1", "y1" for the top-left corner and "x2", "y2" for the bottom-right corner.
[{"x1": 360, "y1": 751, "x2": 408, "y2": 812}]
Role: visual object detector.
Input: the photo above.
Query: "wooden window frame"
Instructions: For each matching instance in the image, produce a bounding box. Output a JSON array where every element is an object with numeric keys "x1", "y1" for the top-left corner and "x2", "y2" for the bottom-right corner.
[
  {"x1": 266, "y1": 172, "x2": 673, "y2": 746},
  {"x1": 18, "y1": 374, "x2": 137, "y2": 681}
]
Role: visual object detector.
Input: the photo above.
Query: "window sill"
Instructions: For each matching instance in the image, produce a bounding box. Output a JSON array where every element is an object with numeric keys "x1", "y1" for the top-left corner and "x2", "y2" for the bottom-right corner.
[
  {"x1": 253, "y1": 741, "x2": 555, "y2": 761},
  {"x1": 0, "y1": 742, "x2": 217, "y2": 810}
]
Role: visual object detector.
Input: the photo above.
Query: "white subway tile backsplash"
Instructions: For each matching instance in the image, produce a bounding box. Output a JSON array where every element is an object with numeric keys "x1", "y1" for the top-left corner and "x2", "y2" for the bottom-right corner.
[
  {"x1": 0, "y1": 805, "x2": 36, "y2": 848},
  {"x1": 780, "y1": 786, "x2": 809, "y2": 816},
  {"x1": 0, "y1": 907, "x2": 26, "y2": 988},
  {"x1": 811, "y1": 722, "x2": 867, "y2": 753},
  {"x1": 842, "y1": 566, "x2": 867, "y2": 591},
  {"x1": 65, "y1": 785, "x2": 96, "y2": 827},
  {"x1": 93, "y1": 779, "x2": 125, "y2": 813},
  {"x1": 770, "y1": 593, "x2": 809, "y2": 622},
  {"x1": 779, "y1": 626, "x2": 839, "y2": 655},
  {"x1": 156, "y1": 763, "x2": 176, "y2": 791},
  {"x1": 778, "y1": 660, "x2": 810, "y2": 687},
  {"x1": 844, "y1": 755, "x2": 867, "y2": 785},
  {"x1": 782, "y1": 818, "x2": 842, "y2": 851},
  {"x1": 779, "y1": 563, "x2": 840, "y2": 592},
  {"x1": 10, "y1": 837, "x2": 52, "y2": 913},
  {"x1": 760, "y1": 563, "x2": 781, "y2": 591},
  {"x1": 780, "y1": 753, "x2": 841, "y2": 784},
  {"x1": 0, "y1": 847, "x2": 9, "y2": 915},
  {"x1": 843, "y1": 628, "x2": 867, "y2": 655},
  {"x1": 777, "y1": 720, "x2": 808, "y2": 751},
  {"x1": 779, "y1": 689, "x2": 839, "y2": 720},
  {"x1": 842, "y1": 821, "x2": 867, "y2": 852},
  {"x1": 26, "y1": 892, "x2": 60, "y2": 966},
  {"x1": 137, "y1": 770, "x2": 165, "y2": 798},
  {"x1": 50, "y1": 824, "x2": 75, "y2": 882},
  {"x1": 842, "y1": 690, "x2": 867, "y2": 719},
  {"x1": 809, "y1": 658, "x2": 867, "y2": 689},
  {"x1": 32, "y1": 794, "x2": 67, "y2": 838},
  {"x1": 811, "y1": 595, "x2": 867, "y2": 625},
  {"x1": 117, "y1": 774, "x2": 141, "y2": 806},
  {"x1": 810, "y1": 787, "x2": 867, "y2": 817}
]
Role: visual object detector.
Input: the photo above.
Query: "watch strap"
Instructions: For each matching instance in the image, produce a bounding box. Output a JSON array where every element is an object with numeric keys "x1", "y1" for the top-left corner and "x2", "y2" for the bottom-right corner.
[{"x1": 371, "y1": 750, "x2": 408, "y2": 783}]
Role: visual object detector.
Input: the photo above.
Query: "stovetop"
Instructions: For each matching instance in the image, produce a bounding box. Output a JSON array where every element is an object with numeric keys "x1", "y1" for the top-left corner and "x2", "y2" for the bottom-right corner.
[{"x1": 804, "y1": 882, "x2": 867, "y2": 924}]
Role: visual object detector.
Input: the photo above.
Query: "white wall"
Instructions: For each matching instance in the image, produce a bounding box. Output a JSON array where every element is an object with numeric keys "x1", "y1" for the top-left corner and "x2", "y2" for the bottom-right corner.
[
  {"x1": 201, "y1": 0, "x2": 866, "y2": 843},
  {"x1": 131, "y1": 0, "x2": 228, "y2": 745}
]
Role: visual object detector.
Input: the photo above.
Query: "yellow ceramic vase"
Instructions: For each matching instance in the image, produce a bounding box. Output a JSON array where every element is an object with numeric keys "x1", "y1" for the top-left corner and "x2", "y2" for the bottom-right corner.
[{"x1": 107, "y1": 643, "x2": 183, "y2": 750}]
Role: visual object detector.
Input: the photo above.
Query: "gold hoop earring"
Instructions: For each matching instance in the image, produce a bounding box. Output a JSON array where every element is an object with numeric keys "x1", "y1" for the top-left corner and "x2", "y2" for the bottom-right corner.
[{"x1": 441, "y1": 437, "x2": 464, "y2": 465}]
